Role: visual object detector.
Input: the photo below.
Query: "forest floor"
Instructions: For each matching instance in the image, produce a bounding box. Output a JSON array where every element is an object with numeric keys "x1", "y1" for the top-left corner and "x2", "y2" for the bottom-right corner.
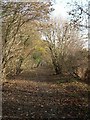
[{"x1": 2, "y1": 67, "x2": 89, "y2": 120}]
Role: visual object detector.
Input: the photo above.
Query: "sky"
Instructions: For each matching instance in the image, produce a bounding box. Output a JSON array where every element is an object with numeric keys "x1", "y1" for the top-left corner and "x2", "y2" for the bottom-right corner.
[
  {"x1": 52, "y1": 0, "x2": 70, "y2": 19},
  {"x1": 52, "y1": 0, "x2": 88, "y2": 19}
]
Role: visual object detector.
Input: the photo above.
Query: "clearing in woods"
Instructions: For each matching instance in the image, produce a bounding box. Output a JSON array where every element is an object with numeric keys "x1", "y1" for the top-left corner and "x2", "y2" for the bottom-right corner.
[{"x1": 2, "y1": 66, "x2": 89, "y2": 119}]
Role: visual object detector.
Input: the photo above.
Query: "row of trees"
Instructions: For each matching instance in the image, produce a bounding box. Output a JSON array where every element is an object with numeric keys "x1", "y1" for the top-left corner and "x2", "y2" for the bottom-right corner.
[
  {"x1": 67, "y1": 1, "x2": 89, "y2": 81},
  {"x1": 1, "y1": 1, "x2": 88, "y2": 81},
  {"x1": 40, "y1": 19, "x2": 88, "y2": 79},
  {"x1": 1, "y1": 2, "x2": 53, "y2": 78}
]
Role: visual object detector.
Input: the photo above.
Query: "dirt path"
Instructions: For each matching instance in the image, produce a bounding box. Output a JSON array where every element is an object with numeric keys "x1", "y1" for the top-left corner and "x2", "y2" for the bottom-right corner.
[{"x1": 2, "y1": 67, "x2": 89, "y2": 119}]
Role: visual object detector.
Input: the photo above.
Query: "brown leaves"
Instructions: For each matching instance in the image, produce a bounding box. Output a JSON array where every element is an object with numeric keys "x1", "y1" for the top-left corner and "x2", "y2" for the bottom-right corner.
[{"x1": 2, "y1": 72, "x2": 89, "y2": 119}]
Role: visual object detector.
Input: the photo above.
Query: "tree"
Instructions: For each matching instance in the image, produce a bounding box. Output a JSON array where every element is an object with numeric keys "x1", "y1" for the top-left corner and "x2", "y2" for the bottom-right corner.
[
  {"x1": 41, "y1": 18, "x2": 85, "y2": 76},
  {"x1": 1, "y1": 2, "x2": 53, "y2": 78},
  {"x1": 67, "y1": 1, "x2": 89, "y2": 81},
  {"x1": 67, "y1": 1, "x2": 88, "y2": 28}
]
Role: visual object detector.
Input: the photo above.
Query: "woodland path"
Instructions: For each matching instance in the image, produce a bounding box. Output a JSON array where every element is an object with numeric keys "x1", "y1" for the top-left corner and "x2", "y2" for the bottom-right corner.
[{"x1": 2, "y1": 66, "x2": 88, "y2": 119}]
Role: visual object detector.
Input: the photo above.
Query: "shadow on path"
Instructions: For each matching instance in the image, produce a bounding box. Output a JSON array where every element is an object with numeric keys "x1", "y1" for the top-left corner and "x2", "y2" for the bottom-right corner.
[{"x1": 2, "y1": 66, "x2": 89, "y2": 119}]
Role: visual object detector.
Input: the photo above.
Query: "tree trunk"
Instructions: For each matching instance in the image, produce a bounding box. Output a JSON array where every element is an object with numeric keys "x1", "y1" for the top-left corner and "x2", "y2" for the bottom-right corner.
[
  {"x1": 49, "y1": 46, "x2": 62, "y2": 75},
  {"x1": 15, "y1": 56, "x2": 24, "y2": 75},
  {"x1": 52, "y1": 58, "x2": 62, "y2": 75},
  {"x1": 84, "y1": 69, "x2": 90, "y2": 84}
]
